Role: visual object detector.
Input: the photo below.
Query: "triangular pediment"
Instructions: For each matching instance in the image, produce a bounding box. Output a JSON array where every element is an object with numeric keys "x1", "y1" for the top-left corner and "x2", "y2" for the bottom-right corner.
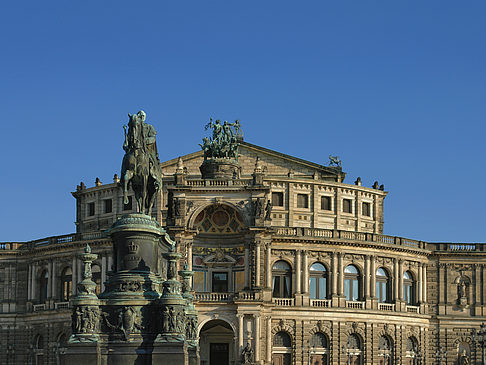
[{"x1": 160, "y1": 141, "x2": 345, "y2": 182}]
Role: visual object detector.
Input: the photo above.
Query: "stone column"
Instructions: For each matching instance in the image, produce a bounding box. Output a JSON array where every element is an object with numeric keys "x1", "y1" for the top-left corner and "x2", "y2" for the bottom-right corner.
[
  {"x1": 71, "y1": 257, "x2": 77, "y2": 296},
  {"x1": 303, "y1": 250, "x2": 309, "y2": 294},
  {"x1": 295, "y1": 250, "x2": 301, "y2": 294},
  {"x1": 398, "y1": 260, "x2": 404, "y2": 301},
  {"x1": 331, "y1": 252, "x2": 337, "y2": 296},
  {"x1": 47, "y1": 260, "x2": 53, "y2": 299},
  {"x1": 51, "y1": 261, "x2": 56, "y2": 300},
  {"x1": 266, "y1": 316, "x2": 272, "y2": 364},
  {"x1": 255, "y1": 243, "x2": 261, "y2": 287},
  {"x1": 370, "y1": 256, "x2": 376, "y2": 298},
  {"x1": 244, "y1": 247, "x2": 250, "y2": 288},
  {"x1": 266, "y1": 245, "x2": 272, "y2": 289},
  {"x1": 338, "y1": 253, "x2": 344, "y2": 296},
  {"x1": 101, "y1": 255, "x2": 107, "y2": 293},
  {"x1": 187, "y1": 243, "x2": 193, "y2": 271},
  {"x1": 394, "y1": 259, "x2": 399, "y2": 302},
  {"x1": 27, "y1": 264, "x2": 32, "y2": 300},
  {"x1": 418, "y1": 263, "x2": 423, "y2": 303},
  {"x1": 254, "y1": 314, "x2": 261, "y2": 362},
  {"x1": 422, "y1": 263, "x2": 427, "y2": 303},
  {"x1": 31, "y1": 262, "x2": 37, "y2": 300},
  {"x1": 364, "y1": 255, "x2": 370, "y2": 298},
  {"x1": 238, "y1": 314, "x2": 244, "y2": 353}
]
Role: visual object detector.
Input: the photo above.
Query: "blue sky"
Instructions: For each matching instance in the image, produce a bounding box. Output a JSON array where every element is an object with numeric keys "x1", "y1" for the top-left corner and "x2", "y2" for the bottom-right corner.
[{"x1": 1, "y1": 1, "x2": 485, "y2": 242}]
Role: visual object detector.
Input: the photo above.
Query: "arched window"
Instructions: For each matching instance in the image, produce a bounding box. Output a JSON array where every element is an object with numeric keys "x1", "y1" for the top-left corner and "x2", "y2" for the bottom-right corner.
[
  {"x1": 272, "y1": 261, "x2": 292, "y2": 298},
  {"x1": 92, "y1": 264, "x2": 102, "y2": 295},
  {"x1": 34, "y1": 334, "x2": 45, "y2": 365},
  {"x1": 405, "y1": 336, "x2": 419, "y2": 365},
  {"x1": 60, "y1": 267, "x2": 72, "y2": 301},
  {"x1": 310, "y1": 263, "x2": 328, "y2": 300},
  {"x1": 39, "y1": 270, "x2": 48, "y2": 303},
  {"x1": 378, "y1": 336, "x2": 393, "y2": 365},
  {"x1": 403, "y1": 271, "x2": 415, "y2": 305},
  {"x1": 376, "y1": 268, "x2": 390, "y2": 303},
  {"x1": 345, "y1": 334, "x2": 362, "y2": 365},
  {"x1": 310, "y1": 332, "x2": 329, "y2": 365},
  {"x1": 344, "y1": 265, "x2": 361, "y2": 301},
  {"x1": 273, "y1": 331, "x2": 292, "y2": 365}
]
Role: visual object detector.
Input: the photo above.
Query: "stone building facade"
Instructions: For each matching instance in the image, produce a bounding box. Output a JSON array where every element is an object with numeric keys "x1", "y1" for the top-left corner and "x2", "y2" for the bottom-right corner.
[{"x1": 0, "y1": 140, "x2": 485, "y2": 364}]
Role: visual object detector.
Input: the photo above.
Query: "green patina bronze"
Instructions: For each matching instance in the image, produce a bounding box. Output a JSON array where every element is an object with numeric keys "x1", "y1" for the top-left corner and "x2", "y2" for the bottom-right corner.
[{"x1": 121, "y1": 110, "x2": 162, "y2": 216}]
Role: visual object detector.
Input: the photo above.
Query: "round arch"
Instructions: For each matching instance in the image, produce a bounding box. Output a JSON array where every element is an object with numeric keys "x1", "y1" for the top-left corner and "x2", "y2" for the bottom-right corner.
[{"x1": 188, "y1": 202, "x2": 250, "y2": 231}]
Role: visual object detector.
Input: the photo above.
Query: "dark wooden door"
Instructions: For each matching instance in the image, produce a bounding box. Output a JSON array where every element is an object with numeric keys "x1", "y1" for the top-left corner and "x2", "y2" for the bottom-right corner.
[
  {"x1": 210, "y1": 343, "x2": 229, "y2": 365},
  {"x1": 310, "y1": 354, "x2": 327, "y2": 365},
  {"x1": 273, "y1": 353, "x2": 291, "y2": 365}
]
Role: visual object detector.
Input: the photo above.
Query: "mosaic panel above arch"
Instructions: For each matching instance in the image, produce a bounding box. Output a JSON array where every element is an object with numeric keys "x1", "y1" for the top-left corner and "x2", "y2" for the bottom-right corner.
[{"x1": 194, "y1": 205, "x2": 245, "y2": 234}]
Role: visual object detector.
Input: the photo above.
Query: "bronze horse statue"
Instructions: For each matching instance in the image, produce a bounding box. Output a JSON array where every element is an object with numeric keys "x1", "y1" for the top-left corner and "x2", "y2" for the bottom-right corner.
[{"x1": 120, "y1": 111, "x2": 162, "y2": 216}]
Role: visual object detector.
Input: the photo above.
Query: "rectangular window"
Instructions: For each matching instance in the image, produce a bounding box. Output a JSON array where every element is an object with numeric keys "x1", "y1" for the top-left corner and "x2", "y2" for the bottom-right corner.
[
  {"x1": 296, "y1": 194, "x2": 309, "y2": 209},
  {"x1": 321, "y1": 196, "x2": 331, "y2": 211},
  {"x1": 88, "y1": 202, "x2": 95, "y2": 216},
  {"x1": 104, "y1": 199, "x2": 112, "y2": 214},
  {"x1": 272, "y1": 192, "x2": 284, "y2": 207},
  {"x1": 212, "y1": 272, "x2": 228, "y2": 292},
  {"x1": 362, "y1": 202, "x2": 371, "y2": 217},
  {"x1": 123, "y1": 196, "x2": 132, "y2": 211},
  {"x1": 343, "y1": 199, "x2": 352, "y2": 213}
]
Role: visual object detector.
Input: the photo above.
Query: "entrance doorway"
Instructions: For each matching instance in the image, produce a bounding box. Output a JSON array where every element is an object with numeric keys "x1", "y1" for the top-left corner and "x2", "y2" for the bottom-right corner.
[
  {"x1": 199, "y1": 319, "x2": 235, "y2": 365},
  {"x1": 210, "y1": 343, "x2": 229, "y2": 365}
]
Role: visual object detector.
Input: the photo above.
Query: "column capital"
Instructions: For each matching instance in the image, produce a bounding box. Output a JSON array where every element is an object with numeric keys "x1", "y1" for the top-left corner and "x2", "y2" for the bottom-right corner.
[{"x1": 237, "y1": 313, "x2": 245, "y2": 319}]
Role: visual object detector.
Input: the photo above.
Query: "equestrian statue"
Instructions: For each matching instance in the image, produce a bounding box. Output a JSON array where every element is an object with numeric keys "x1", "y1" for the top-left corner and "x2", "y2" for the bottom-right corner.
[{"x1": 121, "y1": 110, "x2": 162, "y2": 216}]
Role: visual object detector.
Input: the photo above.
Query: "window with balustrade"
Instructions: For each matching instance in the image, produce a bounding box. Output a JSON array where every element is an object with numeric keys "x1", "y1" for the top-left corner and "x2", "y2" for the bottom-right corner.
[
  {"x1": 309, "y1": 262, "x2": 328, "y2": 300},
  {"x1": 272, "y1": 261, "x2": 292, "y2": 298},
  {"x1": 211, "y1": 272, "x2": 228, "y2": 292},
  {"x1": 403, "y1": 271, "x2": 416, "y2": 305},
  {"x1": 376, "y1": 268, "x2": 391, "y2": 303},
  {"x1": 60, "y1": 267, "x2": 72, "y2": 301},
  {"x1": 344, "y1": 265, "x2": 362, "y2": 301},
  {"x1": 39, "y1": 270, "x2": 48, "y2": 303}
]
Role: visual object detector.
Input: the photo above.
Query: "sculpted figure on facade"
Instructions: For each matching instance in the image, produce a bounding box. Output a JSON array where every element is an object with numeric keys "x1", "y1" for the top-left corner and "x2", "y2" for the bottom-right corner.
[
  {"x1": 459, "y1": 349, "x2": 469, "y2": 365},
  {"x1": 241, "y1": 342, "x2": 254, "y2": 364},
  {"x1": 121, "y1": 110, "x2": 162, "y2": 215}
]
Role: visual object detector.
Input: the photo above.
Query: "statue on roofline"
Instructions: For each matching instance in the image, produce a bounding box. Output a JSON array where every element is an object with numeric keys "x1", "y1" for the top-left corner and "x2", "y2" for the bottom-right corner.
[{"x1": 201, "y1": 118, "x2": 242, "y2": 160}]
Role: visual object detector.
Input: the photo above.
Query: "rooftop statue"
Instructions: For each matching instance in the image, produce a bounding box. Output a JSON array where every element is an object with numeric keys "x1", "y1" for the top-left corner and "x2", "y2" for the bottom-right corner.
[
  {"x1": 200, "y1": 118, "x2": 242, "y2": 161},
  {"x1": 121, "y1": 110, "x2": 162, "y2": 216}
]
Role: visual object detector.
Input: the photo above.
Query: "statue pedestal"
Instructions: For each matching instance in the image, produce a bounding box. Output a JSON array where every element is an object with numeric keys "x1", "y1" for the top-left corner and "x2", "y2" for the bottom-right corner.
[
  {"x1": 200, "y1": 158, "x2": 240, "y2": 179},
  {"x1": 65, "y1": 213, "x2": 194, "y2": 365}
]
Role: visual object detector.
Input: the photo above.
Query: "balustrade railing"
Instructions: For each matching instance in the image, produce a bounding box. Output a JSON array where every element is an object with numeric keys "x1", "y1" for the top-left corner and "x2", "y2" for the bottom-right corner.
[
  {"x1": 272, "y1": 298, "x2": 295, "y2": 306},
  {"x1": 378, "y1": 303, "x2": 395, "y2": 311},
  {"x1": 310, "y1": 299, "x2": 331, "y2": 308},
  {"x1": 406, "y1": 305, "x2": 419, "y2": 313},
  {"x1": 186, "y1": 179, "x2": 251, "y2": 187},
  {"x1": 33, "y1": 304, "x2": 46, "y2": 312},
  {"x1": 346, "y1": 301, "x2": 364, "y2": 309},
  {"x1": 194, "y1": 292, "x2": 233, "y2": 302},
  {"x1": 54, "y1": 302, "x2": 71, "y2": 310}
]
